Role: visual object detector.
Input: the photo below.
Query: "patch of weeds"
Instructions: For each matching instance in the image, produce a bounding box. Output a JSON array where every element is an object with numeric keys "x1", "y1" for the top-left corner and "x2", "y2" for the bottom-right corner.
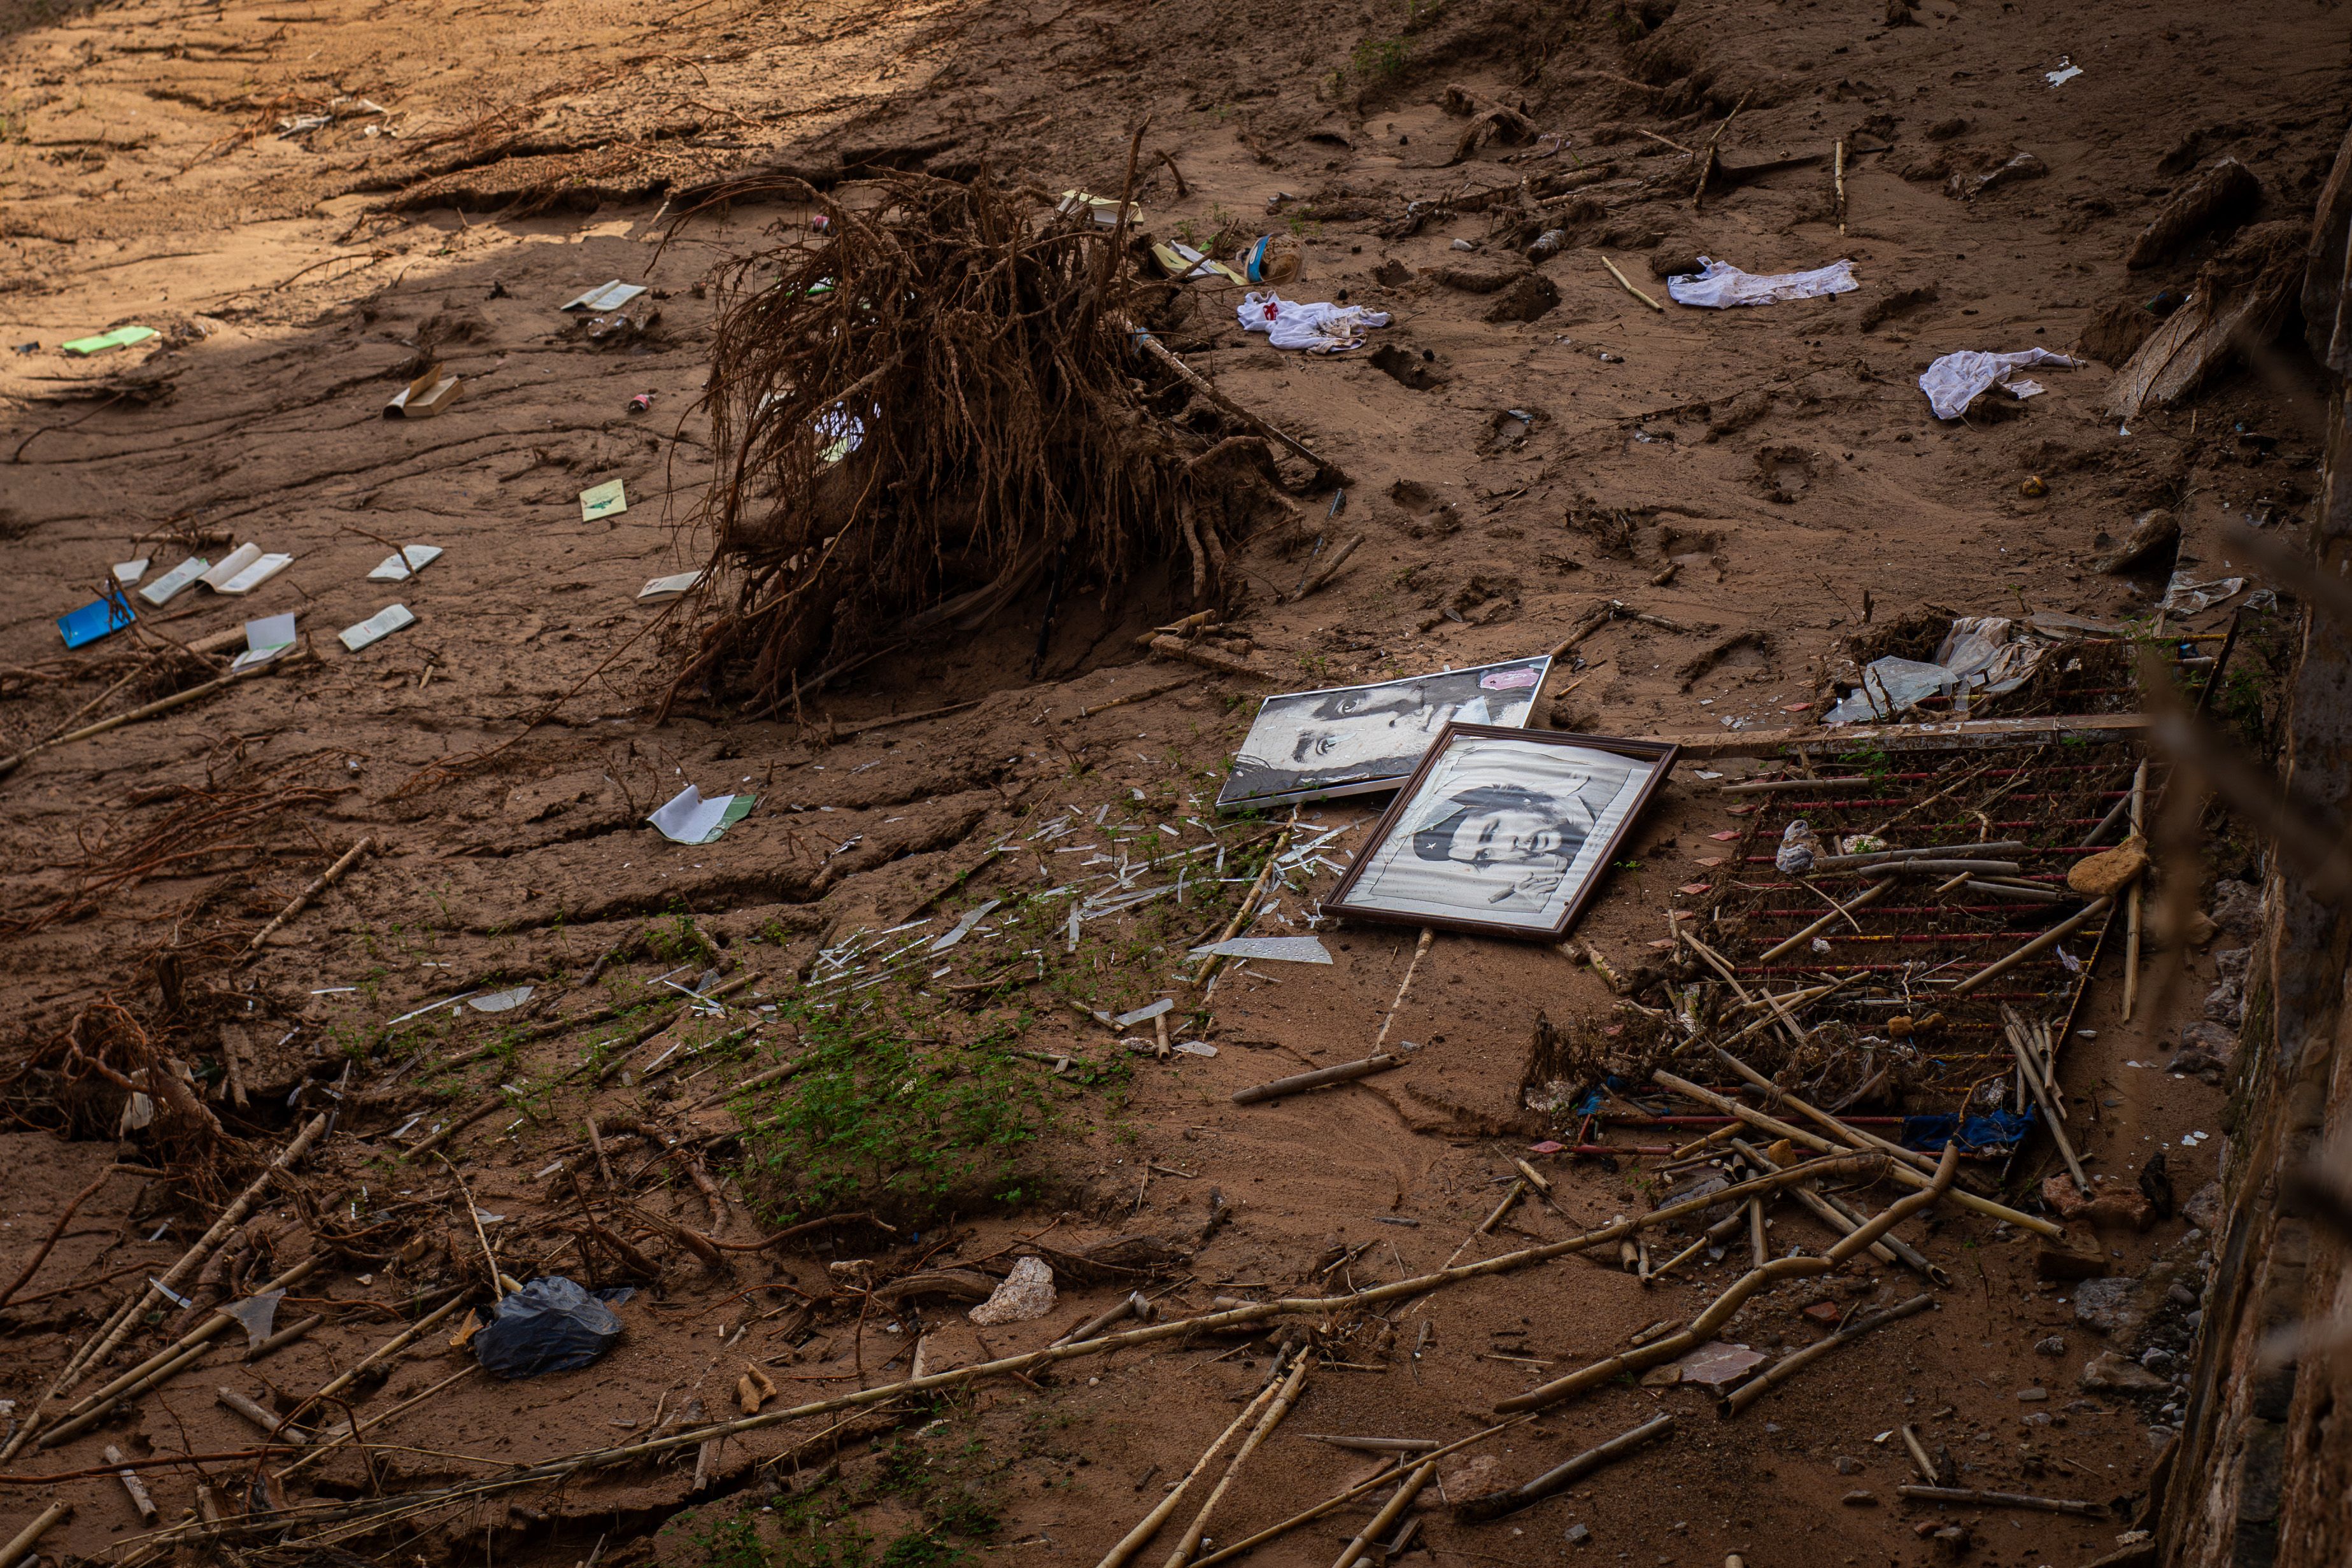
[
  {"x1": 739, "y1": 1005, "x2": 1056, "y2": 1224},
  {"x1": 1349, "y1": 34, "x2": 1408, "y2": 83},
  {"x1": 651, "y1": 909, "x2": 717, "y2": 966}
]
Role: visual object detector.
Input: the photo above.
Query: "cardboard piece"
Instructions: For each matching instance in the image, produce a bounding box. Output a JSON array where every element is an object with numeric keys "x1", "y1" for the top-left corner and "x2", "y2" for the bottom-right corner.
[
  {"x1": 139, "y1": 556, "x2": 211, "y2": 606},
  {"x1": 648, "y1": 784, "x2": 755, "y2": 845},
  {"x1": 60, "y1": 325, "x2": 158, "y2": 356},
  {"x1": 562, "y1": 281, "x2": 648, "y2": 312},
  {"x1": 215, "y1": 552, "x2": 293, "y2": 595},
  {"x1": 339, "y1": 604, "x2": 416, "y2": 652},
  {"x1": 369, "y1": 544, "x2": 443, "y2": 581},
  {"x1": 113, "y1": 558, "x2": 150, "y2": 584},
  {"x1": 385, "y1": 365, "x2": 464, "y2": 418},
  {"x1": 637, "y1": 569, "x2": 705, "y2": 602},
  {"x1": 580, "y1": 480, "x2": 628, "y2": 522},
  {"x1": 230, "y1": 612, "x2": 299, "y2": 672},
  {"x1": 58, "y1": 590, "x2": 136, "y2": 649}
]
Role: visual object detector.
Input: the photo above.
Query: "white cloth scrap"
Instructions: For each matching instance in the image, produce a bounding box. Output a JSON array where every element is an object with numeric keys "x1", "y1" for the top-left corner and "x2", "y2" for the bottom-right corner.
[
  {"x1": 1667, "y1": 256, "x2": 1859, "y2": 309},
  {"x1": 1919, "y1": 348, "x2": 2078, "y2": 420},
  {"x1": 1237, "y1": 292, "x2": 1392, "y2": 353}
]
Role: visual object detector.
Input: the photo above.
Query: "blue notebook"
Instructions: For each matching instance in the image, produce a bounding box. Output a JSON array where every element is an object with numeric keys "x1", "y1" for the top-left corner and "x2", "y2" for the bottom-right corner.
[{"x1": 59, "y1": 590, "x2": 136, "y2": 648}]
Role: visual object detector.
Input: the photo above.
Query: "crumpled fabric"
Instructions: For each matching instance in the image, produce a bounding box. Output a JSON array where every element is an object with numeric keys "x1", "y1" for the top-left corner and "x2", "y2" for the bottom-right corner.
[
  {"x1": 1824, "y1": 617, "x2": 2051, "y2": 724},
  {"x1": 1666, "y1": 255, "x2": 1858, "y2": 308},
  {"x1": 1237, "y1": 292, "x2": 1392, "y2": 353},
  {"x1": 1918, "y1": 348, "x2": 2078, "y2": 420},
  {"x1": 2158, "y1": 567, "x2": 2246, "y2": 615}
]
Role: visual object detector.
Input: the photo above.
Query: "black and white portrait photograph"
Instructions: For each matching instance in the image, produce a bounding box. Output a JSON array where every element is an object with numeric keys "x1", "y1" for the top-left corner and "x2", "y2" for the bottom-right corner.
[
  {"x1": 1215, "y1": 656, "x2": 1552, "y2": 810},
  {"x1": 1324, "y1": 727, "x2": 1678, "y2": 938}
]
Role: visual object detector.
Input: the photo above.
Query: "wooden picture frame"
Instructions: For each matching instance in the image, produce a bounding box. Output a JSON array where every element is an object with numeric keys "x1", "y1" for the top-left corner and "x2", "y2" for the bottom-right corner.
[{"x1": 1321, "y1": 725, "x2": 1681, "y2": 940}]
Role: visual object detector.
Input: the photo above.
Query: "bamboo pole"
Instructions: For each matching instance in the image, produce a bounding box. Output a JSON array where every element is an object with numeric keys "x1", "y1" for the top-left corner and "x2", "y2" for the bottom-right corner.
[
  {"x1": 1332, "y1": 1459, "x2": 1436, "y2": 1568},
  {"x1": 1159, "y1": 1354, "x2": 1310, "y2": 1568},
  {"x1": 1894, "y1": 1485, "x2": 2102, "y2": 1517},
  {"x1": 1231, "y1": 1052, "x2": 1405, "y2": 1105},
  {"x1": 1757, "y1": 880, "x2": 1890, "y2": 963},
  {"x1": 1706, "y1": 1048, "x2": 1940, "y2": 1177},
  {"x1": 0, "y1": 654, "x2": 307, "y2": 779},
  {"x1": 1191, "y1": 1420, "x2": 1527, "y2": 1568},
  {"x1": 2003, "y1": 1011, "x2": 2087, "y2": 1190},
  {"x1": 107, "y1": 1445, "x2": 159, "y2": 1523},
  {"x1": 0, "y1": 1502, "x2": 70, "y2": 1568},
  {"x1": 1950, "y1": 898, "x2": 2112, "y2": 997},
  {"x1": 1095, "y1": 1355, "x2": 1293, "y2": 1568},
  {"x1": 1834, "y1": 137, "x2": 1847, "y2": 234},
  {"x1": 1193, "y1": 817, "x2": 1294, "y2": 991},
  {"x1": 1655, "y1": 1070, "x2": 2059, "y2": 1236},
  {"x1": 61, "y1": 1114, "x2": 329, "y2": 1392}
]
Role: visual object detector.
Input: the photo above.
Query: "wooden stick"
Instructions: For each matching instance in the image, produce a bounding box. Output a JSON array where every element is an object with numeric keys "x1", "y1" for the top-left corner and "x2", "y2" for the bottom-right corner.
[
  {"x1": 1333, "y1": 1458, "x2": 1436, "y2": 1568},
  {"x1": 1455, "y1": 1413, "x2": 1676, "y2": 1523},
  {"x1": 1731, "y1": 1140, "x2": 1897, "y2": 1270},
  {"x1": 1899, "y1": 1424, "x2": 1941, "y2": 1485},
  {"x1": 1722, "y1": 1293, "x2": 1934, "y2": 1414},
  {"x1": 1655, "y1": 1070, "x2": 2059, "y2": 1236},
  {"x1": 2123, "y1": 760, "x2": 2148, "y2": 1020},
  {"x1": 1193, "y1": 1420, "x2": 1526, "y2": 1568},
  {"x1": 1375, "y1": 928, "x2": 1435, "y2": 1052},
  {"x1": 436, "y1": 1154, "x2": 506, "y2": 1303},
  {"x1": 1690, "y1": 90, "x2": 1752, "y2": 206},
  {"x1": 1806, "y1": 1182, "x2": 1949, "y2": 1286},
  {"x1": 1599, "y1": 255, "x2": 1665, "y2": 312},
  {"x1": 134, "y1": 1157, "x2": 1885, "y2": 1555},
  {"x1": 53, "y1": 1257, "x2": 325, "y2": 1426},
  {"x1": 39, "y1": 1337, "x2": 222, "y2": 1448},
  {"x1": 1950, "y1": 898, "x2": 2112, "y2": 997},
  {"x1": 1159, "y1": 1353, "x2": 1310, "y2": 1568},
  {"x1": 106, "y1": 1444, "x2": 159, "y2": 1523},
  {"x1": 1290, "y1": 535, "x2": 1363, "y2": 602},
  {"x1": 1833, "y1": 138, "x2": 1847, "y2": 234},
  {"x1": 1095, "y1": 1354, "x2": 1293, "y2": 1568},
  {"x1": 1301, "y1": 1435, "x2": 1438, "y2": 1454},
  {"x1": 1812, "y1": 840, "x2": 2029, "y2": 870},
  {"x1": 1894, "y1": 1485, "x2": 2104, "y2": 1517},
  {"x1": 1746, "y1": 1196, "x2": 1767, "y2": 1269},
  {"x1": 274, "y1": 1366, "x2": 477, "y2": 1481},
  {"x1": 2005, "y1": 1024, "x2": 2086, "y2": 1189},
  {"x1": 0, "y1": 1501, "x2": 69, "y2": 1568},
  {"x1": 1232, "y1": 1053, "x2": 1405, "y2": 1105},
  {"x1": 1124, "y1": 325, "x2": 1338, "y2": 477},
  {"x1": 1444, "y1": 1180, "x2": 1526, "y2": 1268},
  {"x1": 62, "y1": 1115, "x2": 329, "y2": 1392},
  {"x1": 1757, "y1": 880, "x2": 1890, "y2": 963},
  {"x1": 242, "y1": 837, "x2": 373, "y2": 956}
]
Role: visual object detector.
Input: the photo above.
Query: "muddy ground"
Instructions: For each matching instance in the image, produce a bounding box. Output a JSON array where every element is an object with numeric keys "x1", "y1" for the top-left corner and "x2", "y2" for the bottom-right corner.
[{"x1": 2, "y1": 0, "x2": 2342, "y2": 1564}]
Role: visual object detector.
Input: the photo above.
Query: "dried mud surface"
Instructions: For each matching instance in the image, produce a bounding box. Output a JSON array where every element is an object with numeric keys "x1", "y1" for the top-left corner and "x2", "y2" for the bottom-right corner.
[{"x1": 2, "y1": 1, "x2": 2344, "y2": 1565}]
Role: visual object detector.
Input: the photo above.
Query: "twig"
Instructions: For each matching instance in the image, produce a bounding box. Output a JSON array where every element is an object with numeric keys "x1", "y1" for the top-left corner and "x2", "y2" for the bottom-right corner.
[
  {"x1": 1832, "y1": 138, "x2": 1848, "y2": 234},
  {"x1": 242, "y1": 837, "x2": 374, "y2": 956},
  {"x1": 1757, "y1": 879, "x2": 1890, "y2": 963},
  {"x1": 1690, "y1": 91, "x2": 1752, "y2": 207},
  {"x1": 0, "y1": 1502, "x2": 71, "y2": 1567},
  {"x1": 2123, "y1": 760, "x2": 2148, "y2": 1019},
  {"x1": 0, "y1": 1166, "x2": 127, "y2": 1310},
  {"x1": 1374, "y1": 928, "x2": 1435, "y2": 1051},
  {"x1": 1722, "y1": 1293, "x2": 1934, "y2": 1413},
  {"x1": 1599, "y1": 255, "x2": 1664, "y2": 311},
  {"x1": 1453, "y1": 1413, "x2": 1676, "y2": 1522},
  {"x1": 1231, "y1": 1052, "x2": 1405, "y2": 1105},
  {"x1": 1893, "y1": 1485, "x2": 2103, "y2": 1517},
  {"x1": 435, "y1": 1154, "x2": 506, "y2": 1302}
]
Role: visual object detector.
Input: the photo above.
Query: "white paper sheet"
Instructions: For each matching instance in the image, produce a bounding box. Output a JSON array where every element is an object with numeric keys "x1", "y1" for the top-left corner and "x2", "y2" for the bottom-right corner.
[
  {"x1": 1189, "y1": 935, "x2": 1335, "y2": 964},
  {"x1": 638, "y1": 570, "x2": 705, "y2": 602},
  {"x1": 369, "y1": 544, "x2": 443, "y2": 581},
  {"x1": 649, "y1": 784, "x2": 740, "y2": 845},
  {"x1": 113, "y1": 558, "x2": 149, "y2": 584},
  {"x1": 339, "y1": 603, "x2": 416, "y2": 651}
]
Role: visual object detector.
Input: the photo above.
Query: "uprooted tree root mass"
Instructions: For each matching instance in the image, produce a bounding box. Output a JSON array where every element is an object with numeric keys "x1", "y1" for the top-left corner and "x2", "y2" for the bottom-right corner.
[{"x1": 661, "y1": 169, "x2": 1300, "y2": 717}]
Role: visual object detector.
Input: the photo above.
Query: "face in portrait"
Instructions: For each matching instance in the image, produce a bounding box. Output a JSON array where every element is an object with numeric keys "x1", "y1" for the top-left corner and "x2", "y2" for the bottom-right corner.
[{"x1": 1218, "y1": 658, "x2": 1548, "y2": 809}]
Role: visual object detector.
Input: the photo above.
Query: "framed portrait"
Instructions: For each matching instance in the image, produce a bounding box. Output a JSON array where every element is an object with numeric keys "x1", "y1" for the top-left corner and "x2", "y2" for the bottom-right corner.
[
  {"x1": 1322, "y1": 726, "x2": 1680, "y2": 940},
  {"x1": 1215, "y1": 654, "x2": 1553, "y2": 812}
]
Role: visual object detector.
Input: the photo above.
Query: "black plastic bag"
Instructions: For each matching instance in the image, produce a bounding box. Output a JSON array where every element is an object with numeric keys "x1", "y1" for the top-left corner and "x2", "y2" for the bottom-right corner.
[{"x1": 472, "y1": 1276, "x2": 625, "y2": 1378}]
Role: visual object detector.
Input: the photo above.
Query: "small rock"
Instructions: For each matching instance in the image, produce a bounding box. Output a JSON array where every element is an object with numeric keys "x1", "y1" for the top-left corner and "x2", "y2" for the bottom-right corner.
[
  {"x1": 2035, "y1": 1334, "x2": 2067, "y2": 1356},
  {"x1": 1833, "y1": 1455, "x2": 1861, "y2": 1475},
  {"x1": 1931, "y1": 1525, "x2": 1971, "y2": 1555},
  {"x1": 2167, "y1": 1282, "x2": 2200, "y2": 1309},
  {"x1": 2179, "y1": 1021, "x2": 2239, "y2": 1063},
  {"x1": 2035, "y1": 1245, "x2": 2110, "y2": 1282},
  {"x1": 2074, "y1": 1276, "x2": 2143, "y2": 1336},
  {"x1": 1672, "y1": 1341, "x2": 1767, "y2": 1391},
  {"x1": 2080, "y1": 1350, "x2": 2171, "y2": 1394},
  {"x1": 2183, "y1": 1180, "x2": 2224, "y2": 1232},
  {"x1": 2210, "y1": 879, "x2": 2263, "y2": 940},
  {"x1": 1440, "y1": 1454, "x2": 1507, "y2": 1503},
  {"x1": 2091, "y1": 509, "x2": 2179, "y2": 573},
  {"x1": 1841, "y1": 1489, "x2": 1878, "y2": 1507},
  {"x1": 968, "y1": 1256, "x2": 1057, "y2": 1325},
  {"x1": 1564, "y1": 1523, "x2": 1592, "y2": 1546},
  {"x1": 2017, "y1": 1387, "x2": 2048, "y2": 1402},
  {"x1": 1803, "y1": 1301, "x2": 1843, "y2": 1324},
  {"x1": 2023, "y1": 1411, "x2": 2053, "y2": 1427}
]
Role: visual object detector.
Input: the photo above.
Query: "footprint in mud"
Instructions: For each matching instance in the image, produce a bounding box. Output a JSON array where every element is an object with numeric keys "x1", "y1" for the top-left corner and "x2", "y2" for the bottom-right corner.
[
  {"x1": 1754, "y1": 444, "x2": 1813, "y2": 504},
  {"x1": 1370, "y1": 343, "x2": 1450, "y2": 391}
]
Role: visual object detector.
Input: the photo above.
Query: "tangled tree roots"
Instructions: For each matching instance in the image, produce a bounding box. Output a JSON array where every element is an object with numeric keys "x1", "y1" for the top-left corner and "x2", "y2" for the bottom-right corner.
[{"x1": 663, "y1": 169, "x2": 1298, "y2": 717}]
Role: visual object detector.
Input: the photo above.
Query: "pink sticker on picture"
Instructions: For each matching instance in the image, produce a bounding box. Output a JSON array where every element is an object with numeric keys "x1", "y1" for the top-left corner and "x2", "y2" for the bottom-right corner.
[{"x1": 1480, "y1": 667, "x2": 1542, "y2": 690}]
